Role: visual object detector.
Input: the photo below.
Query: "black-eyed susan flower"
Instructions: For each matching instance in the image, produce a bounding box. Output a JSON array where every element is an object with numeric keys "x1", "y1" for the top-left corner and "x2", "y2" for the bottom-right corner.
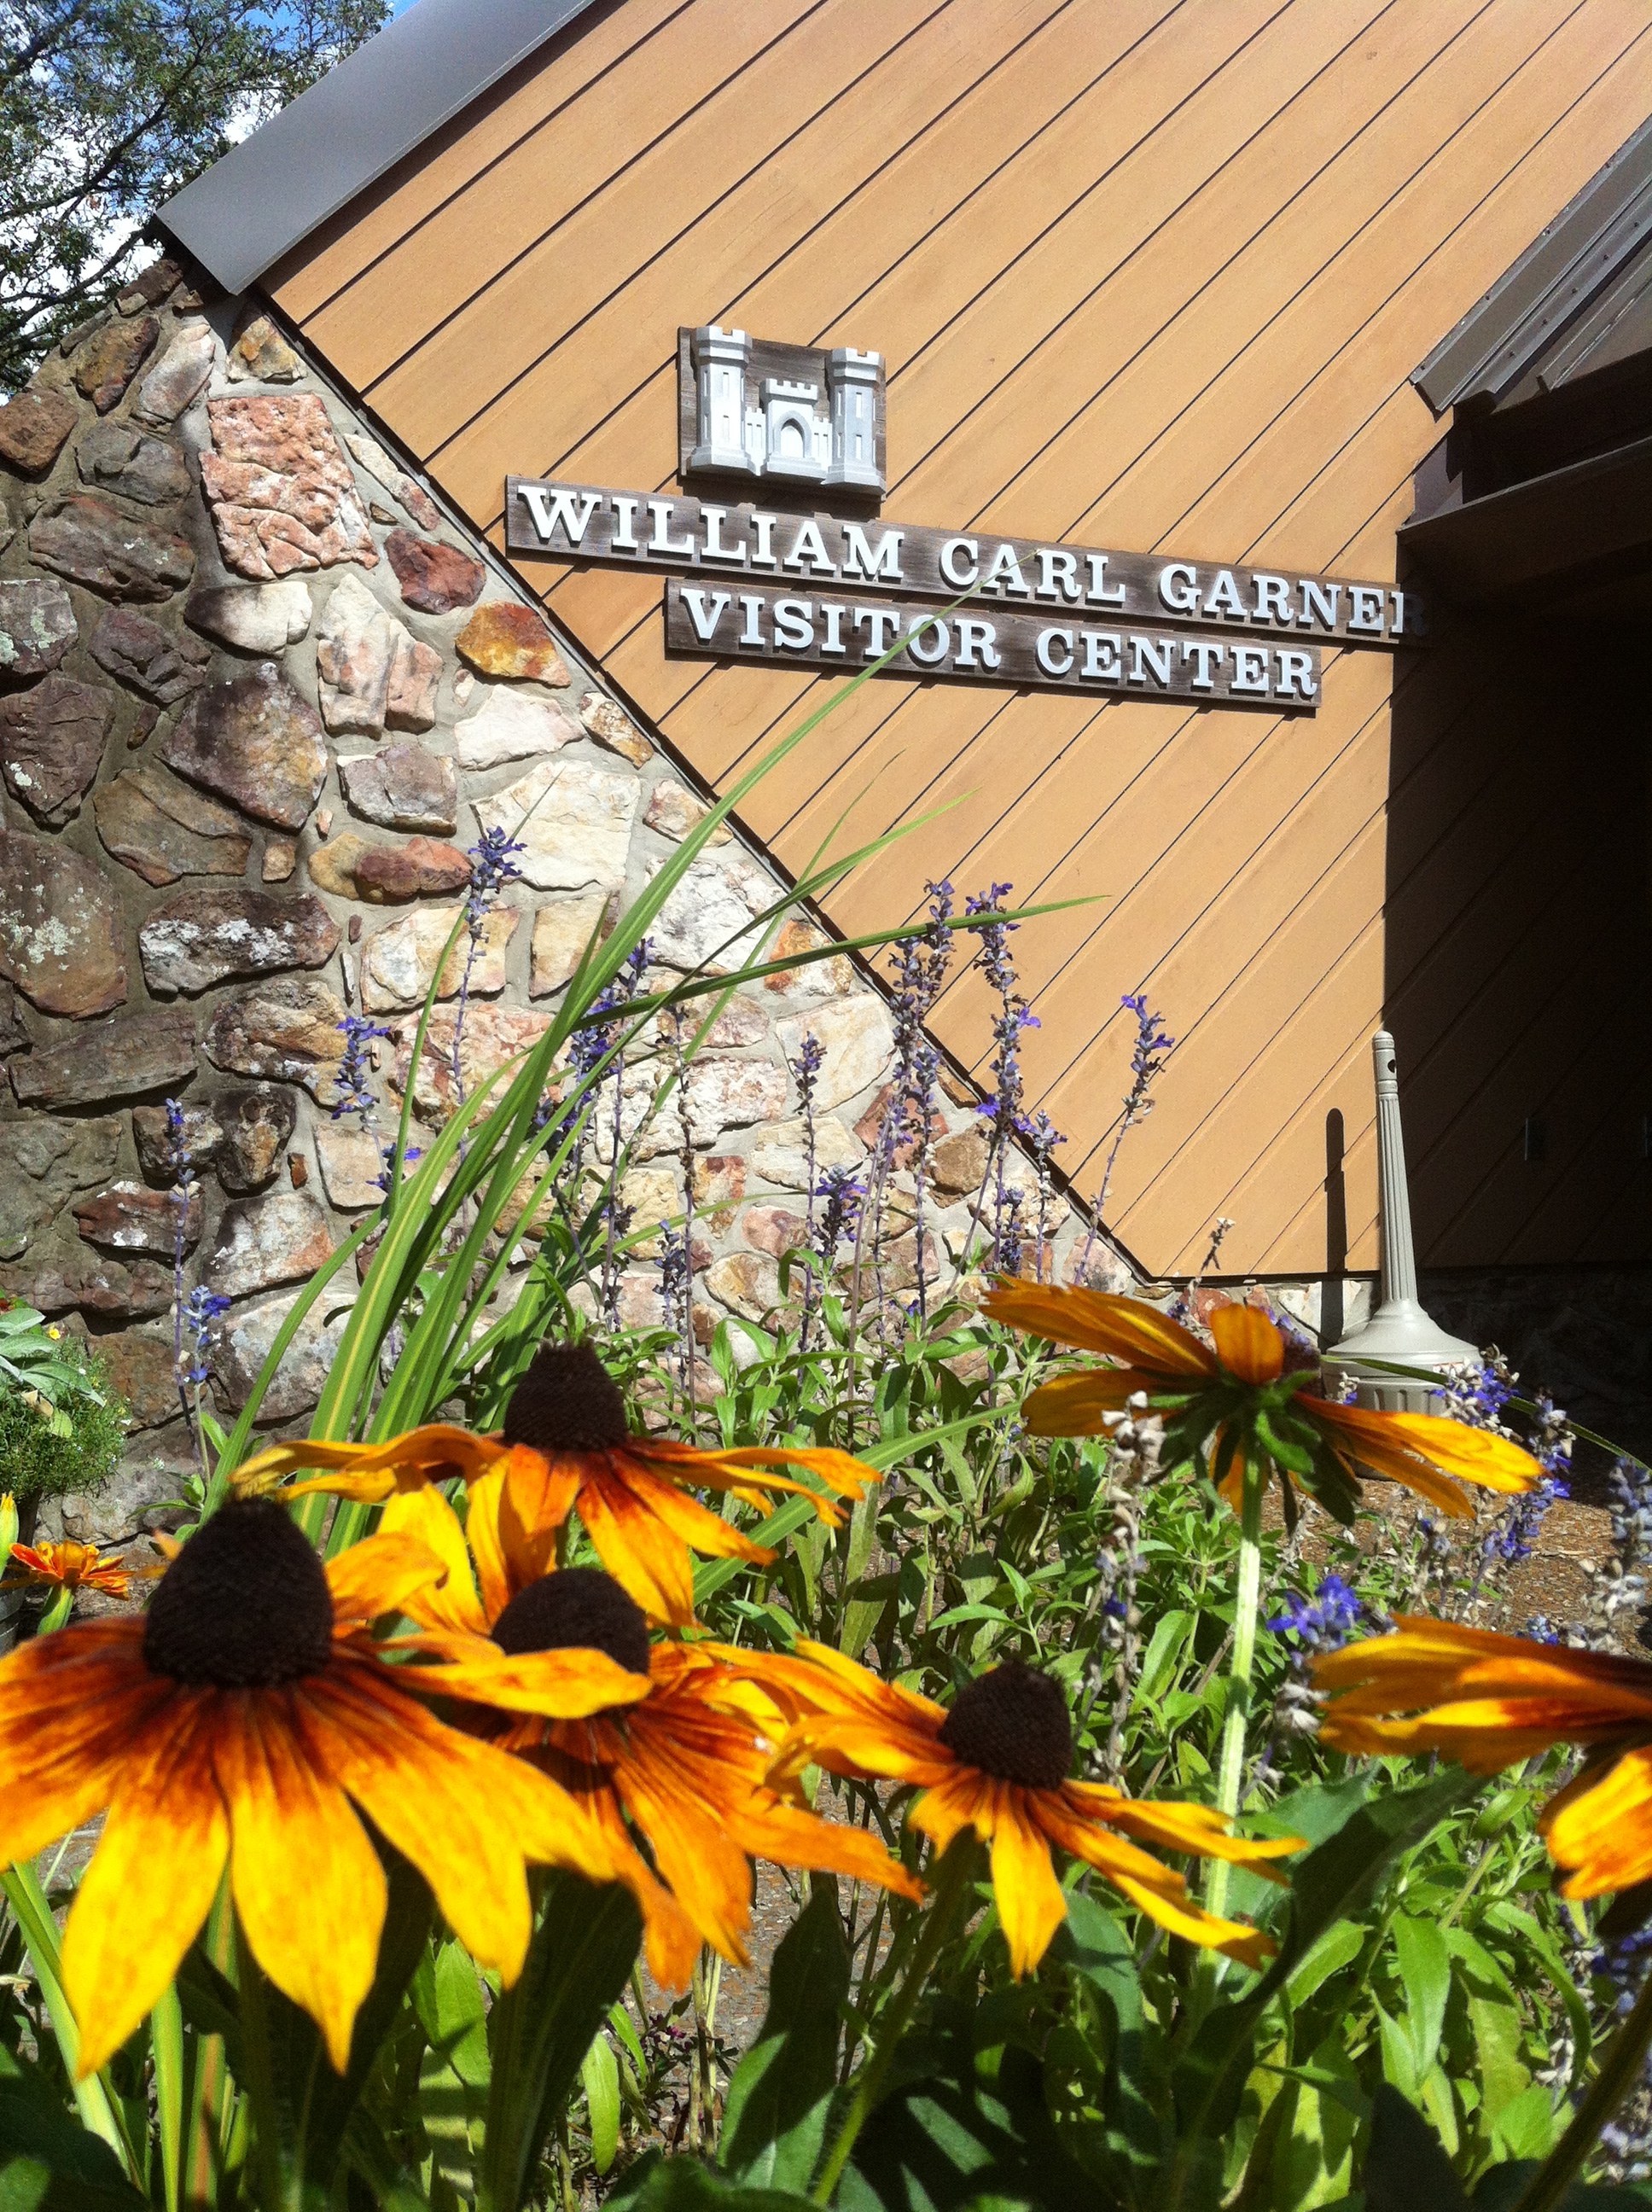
[
  {"x1": 746, "y1": 1640, "x2": 1301, "y2": 1975},
  {"x1": 1315, "y1": 1619, "x2": 1652, "y2": 1899},
  {"x1": 984, "y1": 1284, "x2": 1542, "y2": 1524},
  {"x1": 343, "y1": 1476, "x2": 923, "y2": 1988},
  {"x1": 235, "y1": 1339, "x2": 878, "y2": 1624},
  {"x1": 0, "y1": 1498, "x2": 642, "y2": 2078}
]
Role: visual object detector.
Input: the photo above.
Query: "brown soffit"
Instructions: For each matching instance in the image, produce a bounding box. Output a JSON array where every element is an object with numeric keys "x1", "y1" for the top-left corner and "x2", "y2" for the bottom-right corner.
[{"x1": 156, "y1": 0, "x2": 604, "y2": 298}]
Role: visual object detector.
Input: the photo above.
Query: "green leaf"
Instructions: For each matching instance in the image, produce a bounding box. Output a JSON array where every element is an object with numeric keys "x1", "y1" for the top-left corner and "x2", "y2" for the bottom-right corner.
[
  {"x1": 0, "y1": 2063, "x2": 140, "y2": 2207},
  {"x1": 581, "y1": 2033, "x2": 621, "y2": 2176},
  {"x1": 1363, "y1": 2082, "x2": 1469, "y2": 2211},
  {"x1": 608, "y1": 2151, "x2": 816, "y2": 2208},
  {"x1": 0, "y1": 2160, "x2": 147, "y2": 2212},
  {"x1": 1257, "y1": 1767, "x2": 1486, "y2": 2005},
  {"x1": 479, "y1": 1872, "x2": 641, "y2": 2212},
  {"x1": 720, "y1": 1883, "x2": 849, "y2": 2192},
  {"x1": 1393, "y1": 1912, "x2": 1451, "y2": 2082},
  {"x1": 304, "y1": 1854, "x2": 435, "y2": 2183},
  {"x1": 1471, "y1": 2163, "x2": 1652, "y2": 2208}
]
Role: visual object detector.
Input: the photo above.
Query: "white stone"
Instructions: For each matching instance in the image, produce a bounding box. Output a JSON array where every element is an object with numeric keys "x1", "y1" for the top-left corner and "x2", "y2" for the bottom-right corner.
[
  {"x1": 388, "y1": 1003, "x2": 552, "y2": 1123},
  {"x1": 314, "y1": 1123, "x2": 384, "y2": 1210},
  {"x1": 530, "y1": 894, "x2": 610, "y2": 996},
  {"x1": 619, "y1": 1165, "x2": 680, "y2": 1255},
  {"x1": 645, "y1": 850, "x2": 773, "y2": 972},
  {"x1": 588, "y1": 1058, "x2": 687, "y2": 1165},
  {"x1": 643, "y1": 778, "x2": 730, "y2": 845},
  {"x1": 203, "y1": 1190, "x2": 334, "y2": 1298},
  {"x1": 749, "y1": 1112, "x2": 864, "y2": 1190},
  {"x1": 456, "y1": 688, "x2": 581, "y2": 770},
  {"x1": 705, "y1": 1251, "x2": 782, "y2": 1323},
  {"x1": 776, "y1": 995, "x2": 893, "y2": 1112},
  {"x1": 579, "y1": 690, "x2": 650, "y2": 765},
  {"x1": 315, "y1": 571, "x2": 394, "y2": 736},
  {"x1": 211, "y1": 1284, "x2": 357, "y2": 1418},
  {"x1": 360, "y1": 904, "x2": 520, "y2": 1012},
  {"x1": 471, "y1": 759, "x2": 637, "y2": 892},
  {"x1": 683, "y1": 1055, "x2": 788, "y2": 1144},
  {"x1": 188, "y1": 579, "x2": 311, "y2": 654}
]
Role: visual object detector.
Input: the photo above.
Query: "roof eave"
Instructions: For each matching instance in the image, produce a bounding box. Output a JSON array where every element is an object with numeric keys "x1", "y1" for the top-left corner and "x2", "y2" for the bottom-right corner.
[{"x1": 157, "y1": 0, "x2": 602, "y2": 299}]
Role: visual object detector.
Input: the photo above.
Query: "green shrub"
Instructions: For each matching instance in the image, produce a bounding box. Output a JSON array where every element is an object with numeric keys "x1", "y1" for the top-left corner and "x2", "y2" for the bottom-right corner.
[{"x1": 0, "y1": 1336, "x2": 127, "y2": 1504}]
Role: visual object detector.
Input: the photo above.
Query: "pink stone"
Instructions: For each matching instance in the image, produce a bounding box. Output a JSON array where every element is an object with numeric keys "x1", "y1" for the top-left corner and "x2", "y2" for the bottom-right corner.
[
  {"x1": 741, "y1": 1205, "x2": 810, "y2": 1259},
  {"x1": 387, "y1": 631, "x2": 442, "y2": 731},
  {"x1": 202, "y1": 393, "x2": 375, "y2": 579}
]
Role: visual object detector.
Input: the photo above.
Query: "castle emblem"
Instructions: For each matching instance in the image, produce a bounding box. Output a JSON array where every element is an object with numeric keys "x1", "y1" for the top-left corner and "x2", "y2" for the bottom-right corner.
[{"x1": 686, "y1": 326, "x2": 884, "y2": 494}]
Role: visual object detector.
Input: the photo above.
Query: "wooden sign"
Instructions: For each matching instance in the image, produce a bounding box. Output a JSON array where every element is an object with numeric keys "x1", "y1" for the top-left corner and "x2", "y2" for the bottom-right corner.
[
  {"x1": 663, "y1": 581, "x2": 1322, "y2": 710},
  {"x1": 507, "y1": 475, "x2": 1422, "y2": 649}
]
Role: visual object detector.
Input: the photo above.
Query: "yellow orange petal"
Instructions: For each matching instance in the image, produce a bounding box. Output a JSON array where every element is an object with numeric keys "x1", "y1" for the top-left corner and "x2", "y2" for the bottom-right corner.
[
  {"x1": 387, "y1": 1637, "x2": 652, "y2": 1719},
  {"x1": 1543, "y1": 1747, "x2": 1652, "y2": 1897},
  {"x1": 986, "y1": 1792, "x2": 1069, "y2": 1977},
  {"x1": 297, "y1": 1658, "x2": 542, "y2": 1986},
  {"x1": 655, "y1": 1440, "x2": 877, "y2": 1508},
  {"x1": 609, "y1": 1723, "x2": 759, "y2": 1967},
  {"x1": 0, "y1": 1624, "x2": 173, "y2": 1865},
  {"x1": 377, "y1": 1488, "x2": 488, "y2": 1634},
  {"x1": 324, "y1": 1530, "x2": 451, "y2": 1627},
  {"x1": 575, "y1": 1464, "x2": 701, "y2": 1626},
  {"x1": 462, "y1": 1469, "x2": 515, "y2": 1621},
  {"x1": 1208, "y1": 1305, "x2": 1284, "y2": 1384},
  {"x1": 499, "y1": 1446, "x2": 583, "y2": 1547},
  {"x1": 217, "y1": 1691, "x2": 385, "y2": 2075},
  {"x1": 983, "y1": 1283, "x2": 1215, "y2": 1375},
  {"x1": 62, "y1": 1703, "x2": 230, "y2": 2077},
  {"x1": 235, "y1": 1425, "x2": 504, "y2": 1499},
  {"x1": 909, "y1": 1763, "x2": 998, "y2": 1855},
  {"x1": 1107, "y1": 1870, "x2": 1274, "y2": 1967},
  {"x1": 1022, "y1": 1369, "x2": 1147, "y2": 1436},
  {"x1": 1310, "y1": 1400, "x2": 1538, "y2": 1498}
]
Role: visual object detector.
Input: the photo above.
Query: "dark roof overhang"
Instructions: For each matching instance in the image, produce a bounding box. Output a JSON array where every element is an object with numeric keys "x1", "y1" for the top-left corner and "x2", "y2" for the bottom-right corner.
[
  {"x1": 157, "y1": 0, "x2": 601, "y2": 298},
  {"x1": 1399, "y1": 428, "x2": 1652, "y2": 616},
  {"x1": 1405, "y1": 114, "x2": 1652, "y2": 620}
]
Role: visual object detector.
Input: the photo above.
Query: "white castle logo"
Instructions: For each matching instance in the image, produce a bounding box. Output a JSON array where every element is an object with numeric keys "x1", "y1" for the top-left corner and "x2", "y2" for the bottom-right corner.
[{"x1": 689, "y1": 327, "x2": 882, "y2": 492}]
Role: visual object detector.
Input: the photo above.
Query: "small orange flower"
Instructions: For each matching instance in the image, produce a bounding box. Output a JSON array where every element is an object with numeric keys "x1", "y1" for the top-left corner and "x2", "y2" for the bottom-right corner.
[
  {"x1": 340, "y1": 1478, "x2": 922, "y2": 1988},
  {"x1": 235, "y1": 1341, "x2": 876, "y2": 1625},
  {"x1": 984, "y1": 1284, "x2": 1540, "y2": 1522},
  {"x1": 1315, "y1": 1619, "x2": 1652, "y2": 1900},
  {"x1": 2, "y1": 1540, "x2": 142, "y2": 1598},
  {"x1": 742, "y1": 1640, "x2": 1300, "y2": 1975}
]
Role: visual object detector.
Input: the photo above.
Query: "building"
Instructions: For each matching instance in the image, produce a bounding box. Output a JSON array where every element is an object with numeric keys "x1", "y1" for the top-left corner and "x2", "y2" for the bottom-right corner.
[{"x1": 1, "y1": 0, "x2": 1648, "y2": 1457}]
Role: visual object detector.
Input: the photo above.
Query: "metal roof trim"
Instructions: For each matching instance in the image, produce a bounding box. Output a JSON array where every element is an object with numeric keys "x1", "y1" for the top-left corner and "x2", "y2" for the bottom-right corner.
[
  {"x1": 157, "y1": 0, "x2": 602, "y2": 298},
  {"x1": 1412, "y1": 115, "x2": 1652, "y2": 417}
]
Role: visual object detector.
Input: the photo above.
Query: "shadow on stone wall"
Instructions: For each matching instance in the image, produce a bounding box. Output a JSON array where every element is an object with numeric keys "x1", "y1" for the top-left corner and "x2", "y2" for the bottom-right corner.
[{"x1": 1421, "y1": 1265, "x2": 1652, "y2": 1490}]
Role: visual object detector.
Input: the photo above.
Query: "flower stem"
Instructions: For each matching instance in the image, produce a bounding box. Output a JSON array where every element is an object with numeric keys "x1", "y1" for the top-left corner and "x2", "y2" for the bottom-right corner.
[
  {"x1": 1511, "y1": 1966, "x2": 1652, "y2": 2212},
  {"x1": 234, "y1": 1921, "x2": 288, "y2": 2212},
  {"x1": 1205, "y1": 1454, "x2": 1265, "y2": 1930},
  {"x1": 811, "y1": 1837, "x2": 976, "y2": 2204}
]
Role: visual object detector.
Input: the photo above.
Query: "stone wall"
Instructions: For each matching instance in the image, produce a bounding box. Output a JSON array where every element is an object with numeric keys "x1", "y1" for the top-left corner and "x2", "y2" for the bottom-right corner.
[{"x1": 0, "y1": 269, "x2": 1106, "y2": 1549}]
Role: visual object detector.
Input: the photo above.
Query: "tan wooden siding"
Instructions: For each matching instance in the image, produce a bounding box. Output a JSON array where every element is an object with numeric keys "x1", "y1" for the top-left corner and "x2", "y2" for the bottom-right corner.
[{"x1": 271, "y1": 0, "x2": 1652, "y2": 1278}]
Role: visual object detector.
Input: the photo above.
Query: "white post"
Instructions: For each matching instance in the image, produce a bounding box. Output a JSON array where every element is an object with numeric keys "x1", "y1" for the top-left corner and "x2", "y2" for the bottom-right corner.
[{"x1": 1323, "y1": 1030, "x2": 1478, "y2": 1411}]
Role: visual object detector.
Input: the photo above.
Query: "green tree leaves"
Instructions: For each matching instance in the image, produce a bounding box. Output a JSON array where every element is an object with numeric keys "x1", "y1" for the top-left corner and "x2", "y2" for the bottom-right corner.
[{"x1": 0, "y1": 0, "x2": 389, "y2": 388}]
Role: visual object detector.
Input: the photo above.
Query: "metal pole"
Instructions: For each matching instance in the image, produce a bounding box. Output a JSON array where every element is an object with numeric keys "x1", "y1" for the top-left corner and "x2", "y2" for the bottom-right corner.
[{"x1": 1323, "y1": 1030, "x2": 1478, "y2": 1411}]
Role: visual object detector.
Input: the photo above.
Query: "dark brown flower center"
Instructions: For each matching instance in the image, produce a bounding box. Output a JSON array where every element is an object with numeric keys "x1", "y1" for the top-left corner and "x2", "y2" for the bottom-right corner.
[
  {"x1": 938, "y1": 1662, "x2": 1072, "y2": 1790},
  {"x1": 143, "y1": 1498, "x2": 333, "y2": 1688},
  {"x1": 491, "y1": 1567, "x2": 651, "y2": 1678},
  {"x1": 502, "y1": 1342, "x2": 628, "y2": 1452}
]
